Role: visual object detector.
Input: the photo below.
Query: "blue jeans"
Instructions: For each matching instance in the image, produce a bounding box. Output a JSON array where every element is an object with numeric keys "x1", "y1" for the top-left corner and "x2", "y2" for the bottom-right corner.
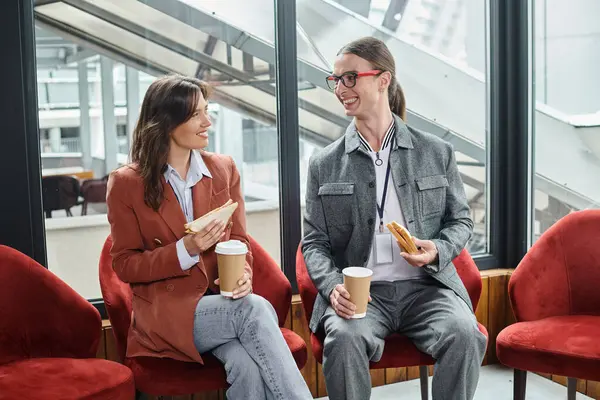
[{"x1": 193, "y1": 294, "x2": 312, "y2": 400}]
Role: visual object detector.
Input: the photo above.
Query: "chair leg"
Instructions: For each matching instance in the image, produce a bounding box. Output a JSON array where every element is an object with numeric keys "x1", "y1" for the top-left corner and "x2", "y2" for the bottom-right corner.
[
  {"x1": 567, "y1": 377, "x2": 577, "y2": 400},
  {"x1": 135, "y1": 391, "x2": 147, "y2": 400},
  {"x1": 513, "y1": 369, "x2": 527, "y2": 400},
  {"x1": 419, "y1": 365, "x2": 429, "y2": 400}
]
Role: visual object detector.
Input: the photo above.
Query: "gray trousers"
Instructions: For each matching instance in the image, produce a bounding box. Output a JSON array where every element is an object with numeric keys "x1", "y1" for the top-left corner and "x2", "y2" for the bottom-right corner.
[
  {"x1": 321, "y1": 277, "x2": 487, "y2": 400},
  {"x1": 193, "y1": 294, "x2": 312, "y2": 400}
]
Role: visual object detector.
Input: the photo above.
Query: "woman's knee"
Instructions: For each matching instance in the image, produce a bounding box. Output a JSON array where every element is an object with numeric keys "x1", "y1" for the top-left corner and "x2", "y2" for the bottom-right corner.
[{"x1": 241, "y1": 294, "x2": 277, "y2": 320}]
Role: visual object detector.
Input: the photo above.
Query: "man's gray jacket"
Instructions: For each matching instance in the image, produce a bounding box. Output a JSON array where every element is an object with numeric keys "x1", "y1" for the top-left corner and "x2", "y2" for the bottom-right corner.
[{"x1": 302, "y1": 115, "x2": 474, "y2": 332}]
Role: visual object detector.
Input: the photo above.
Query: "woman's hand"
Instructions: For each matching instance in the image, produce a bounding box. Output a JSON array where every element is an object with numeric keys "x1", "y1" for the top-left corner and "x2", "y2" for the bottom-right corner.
[
  {"x1": 183, "y1": 220, "x2": 226, "y2": 256},
  {"x1": 215, "y1": 264, "x2": 253, "y2": 299}
]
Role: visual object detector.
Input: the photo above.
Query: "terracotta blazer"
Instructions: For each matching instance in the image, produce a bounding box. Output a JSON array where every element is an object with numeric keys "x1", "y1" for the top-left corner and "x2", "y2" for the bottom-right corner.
[{"x1": 106, "y1": 151, "x2": 253, "y2": 364}]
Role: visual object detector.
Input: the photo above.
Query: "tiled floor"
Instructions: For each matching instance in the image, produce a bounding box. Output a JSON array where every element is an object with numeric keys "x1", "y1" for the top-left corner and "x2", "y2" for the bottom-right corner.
[{"x1": 317, "y1": 365, "x2": 593, "y2": 399}]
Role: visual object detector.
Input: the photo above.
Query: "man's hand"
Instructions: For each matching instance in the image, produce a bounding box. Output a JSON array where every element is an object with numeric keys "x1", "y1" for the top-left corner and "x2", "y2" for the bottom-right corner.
[
  {"x1": 329, "y1": 284, "x2": 372, "y2": 319},
  {"x1": 400, "y1": 238, "x2": 438, "y2": 267},
  {"x1": 183, "y1": 220, "x2": 226, "y2": 256}
]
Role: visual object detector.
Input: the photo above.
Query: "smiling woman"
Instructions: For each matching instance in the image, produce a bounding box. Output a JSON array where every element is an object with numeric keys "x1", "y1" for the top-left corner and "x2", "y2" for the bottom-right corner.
[
  {"x1": 130, "y1": 75, "x2": 213, "y2": 211},
  {"x1": 105, "y1": 73, "x2": 313, "y2": 400}
]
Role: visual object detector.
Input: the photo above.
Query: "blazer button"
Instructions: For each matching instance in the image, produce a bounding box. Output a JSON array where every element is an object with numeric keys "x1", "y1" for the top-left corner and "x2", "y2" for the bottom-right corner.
[
  {"x1": 166, "y1": 284, "x2": 174, "y2": 292},
  {"x1": 369, "y1": 181, "x2": 375, "y2": 188},
  {"x1": 368, "y1": 218, "x2": 374, "y2": 225}
]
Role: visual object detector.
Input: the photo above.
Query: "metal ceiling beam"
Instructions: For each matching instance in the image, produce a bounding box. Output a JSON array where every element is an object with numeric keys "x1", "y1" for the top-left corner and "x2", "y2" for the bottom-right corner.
[
  {"x1": 35, "y1": 16, "x2": 172, "y2": 77},
  {"x1": 140, "y1": 0, "x2": 484, "y2": 156},
  {"x1": 333, "y1": 0, "x2": 371, "y2": 18},
  {"x1": 382, "y1": 0, "x2": 409, "y2": 31},
  {"x1": 60, "y1": 0, "x2": 348, "y2": 129},
  {"x1": 34, "y1": 14, "x2": 331, "y2": 149},
  {"x1": 195, "y1": 35, "x2": 218, "y2": 79},
  {"x1": 34, "y1": 0, "x2": 60, "y2": 6},
  {"x1": 65, "y1": 48, "x2": 96, "y2": 64}
]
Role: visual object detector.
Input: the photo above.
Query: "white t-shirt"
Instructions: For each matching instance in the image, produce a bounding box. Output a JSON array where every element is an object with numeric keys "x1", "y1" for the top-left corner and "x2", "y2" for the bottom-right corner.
[{"x1": 357, "y1": 124, "x2": 427, "y2": 282}]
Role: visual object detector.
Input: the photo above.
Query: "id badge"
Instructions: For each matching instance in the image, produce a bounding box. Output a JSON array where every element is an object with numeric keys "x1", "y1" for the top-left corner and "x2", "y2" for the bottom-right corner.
[{"x1": 373, "y1": 232, "x2": 394, "y2": 265}]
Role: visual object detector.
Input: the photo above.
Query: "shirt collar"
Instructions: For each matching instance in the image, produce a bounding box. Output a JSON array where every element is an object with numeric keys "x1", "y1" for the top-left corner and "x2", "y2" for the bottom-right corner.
[
  {"x1": 164, "y1": 150, "x2": 212, "y2": 184},
  {"x1": 356, "y1": 121, "x2": 396, "y2": 153}
]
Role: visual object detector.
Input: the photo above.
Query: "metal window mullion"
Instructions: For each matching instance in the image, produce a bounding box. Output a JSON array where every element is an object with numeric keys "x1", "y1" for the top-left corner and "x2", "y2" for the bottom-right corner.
[
  {"x1": 0, "y1": 0, "x2": 47, "y2": 266},
  {"x1": 489, "y1": 0, "x2": 533, "y2": 269},
  {"x1": 274, "y1": 0, "x2": 301, "y2": 292}
]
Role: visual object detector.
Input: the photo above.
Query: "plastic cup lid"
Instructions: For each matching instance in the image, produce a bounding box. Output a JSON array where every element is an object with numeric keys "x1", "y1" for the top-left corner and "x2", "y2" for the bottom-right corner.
[
  {"x1": 342, "y1": 267, "x2": 373, "y2": 278},
  {"x1": 215, "y1": 240, "x2": 248, "y2": 255}
]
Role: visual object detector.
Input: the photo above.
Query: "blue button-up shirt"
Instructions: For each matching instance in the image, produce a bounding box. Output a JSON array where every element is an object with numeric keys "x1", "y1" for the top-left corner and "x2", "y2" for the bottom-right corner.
[{"x1": 164, "y1": 150, "x2": 212, "y2": 271}]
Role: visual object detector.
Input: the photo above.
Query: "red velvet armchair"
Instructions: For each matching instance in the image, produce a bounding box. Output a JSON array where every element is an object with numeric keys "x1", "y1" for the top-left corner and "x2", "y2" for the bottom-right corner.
[
  {"x1": 296, "y1": 245, "x2": 488, "y2": 399},
  {"x1": 99, "y1": 235, "x2": 307, "y2": 398},
  {"x1": 497, "y1": 209, "x2": 600, "y2": 400},
  {"x1": 0, "y1": 245, "x2": 135, "y2": 400}
]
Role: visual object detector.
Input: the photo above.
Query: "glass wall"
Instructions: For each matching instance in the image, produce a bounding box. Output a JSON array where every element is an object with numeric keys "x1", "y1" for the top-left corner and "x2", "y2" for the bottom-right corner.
[
  {"x1": 296, "y1": 0, "x2": 489, "y2": 254},
  {"x1": 532, "y1": 0, "x2": 600, "y2": 241},
  {"x1": 34, "y1": 1, "x2": 281, "y2": 299},
  {"x1": 30, "y1": 0, "x2": 544, "y2": 301}
]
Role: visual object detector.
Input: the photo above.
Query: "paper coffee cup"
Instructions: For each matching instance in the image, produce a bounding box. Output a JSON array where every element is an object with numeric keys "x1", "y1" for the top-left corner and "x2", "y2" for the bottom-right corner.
[
  {"x1": 215, "y1": 240, "x2": 248, "y2": 297},
  {"x1": 342, "y1": 267, "x2": 373, "y2": 319}
]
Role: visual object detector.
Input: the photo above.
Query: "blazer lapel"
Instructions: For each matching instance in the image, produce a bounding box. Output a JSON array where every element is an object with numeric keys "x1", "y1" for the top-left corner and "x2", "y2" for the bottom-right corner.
[
  {"x1": 192, "y1": 176, "x2": 212, "y2": 220},
  {"x1": 158, "y1": 179, "x2": 187, "y2": 239}
]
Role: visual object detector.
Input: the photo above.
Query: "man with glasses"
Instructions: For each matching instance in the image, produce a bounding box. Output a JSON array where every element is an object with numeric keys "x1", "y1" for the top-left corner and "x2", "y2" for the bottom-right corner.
[{"x1": 302, "y1": 37, "x2": 486, "y2": 400}]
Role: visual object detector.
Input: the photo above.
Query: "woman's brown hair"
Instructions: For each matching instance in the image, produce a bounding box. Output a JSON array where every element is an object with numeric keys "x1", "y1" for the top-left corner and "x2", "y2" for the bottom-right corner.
[
  {"x1": 130, "y1": 74, "x2": 211, "y2": 211},
  {"x1": 338, "y1": 37, "x2": 406, "y2": 120}
]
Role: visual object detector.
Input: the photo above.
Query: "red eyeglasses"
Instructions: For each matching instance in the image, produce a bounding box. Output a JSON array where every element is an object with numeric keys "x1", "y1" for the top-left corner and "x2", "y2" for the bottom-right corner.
[{"x1": 325, "y1": 70, "x2": 383, "y2": 90}]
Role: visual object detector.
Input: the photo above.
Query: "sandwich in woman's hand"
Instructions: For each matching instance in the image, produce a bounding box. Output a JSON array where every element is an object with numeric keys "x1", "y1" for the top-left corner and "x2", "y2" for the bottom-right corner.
[
  {"x1": 385, "y1": 221, "x2": 420, "y2": 255},
  {"x1": 184, "y1": 199, "x2": 238, "y2": 233}
]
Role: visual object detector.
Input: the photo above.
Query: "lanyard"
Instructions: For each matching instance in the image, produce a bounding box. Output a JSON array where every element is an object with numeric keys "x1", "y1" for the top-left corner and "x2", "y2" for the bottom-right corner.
[{"x1": 376, "y1": 161, "x2": 392, "y2": 232}]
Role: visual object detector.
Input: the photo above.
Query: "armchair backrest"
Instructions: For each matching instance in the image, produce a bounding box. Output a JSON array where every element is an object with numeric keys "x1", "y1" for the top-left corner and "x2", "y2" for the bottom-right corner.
[
  {"x1": 247, "y1": 236, "x2": 291, "y2": 326},
  {"x1": 510, "y1": 209, "x2": 600, "y2": 321},
  {"x1": 98, "y1": 236, "x2": 132, "y2": 362},
  {"x1": 0, "y1": 245, "x2": 100, "y2": 365}
]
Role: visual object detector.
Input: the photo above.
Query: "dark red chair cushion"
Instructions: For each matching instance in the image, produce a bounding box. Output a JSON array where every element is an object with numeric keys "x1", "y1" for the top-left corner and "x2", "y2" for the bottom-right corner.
[
  {"x1": 124, "y1": 328, "x2": 306, "y2": 396},
  {"x1": 297, "y1": 244, "x2": 487, "y2": 367},
  {"x1": 0, "y1": 356, "x2": 134, "y2": 400},
  {"x1": 497, "y1": 316, "x2": 600, "y2": 381},
  {"x1": 99, "y1": 235, "x2": 306, "y2": 395},
  {"x1": 125, "y1": 355, "x2": 227, "y2": 396},
  {"x1": 281, "y1": 328, "x2": 308, "y2": 369},
  {"x1": 309, "y1": 325, "x2": 488, "y2": 367}
]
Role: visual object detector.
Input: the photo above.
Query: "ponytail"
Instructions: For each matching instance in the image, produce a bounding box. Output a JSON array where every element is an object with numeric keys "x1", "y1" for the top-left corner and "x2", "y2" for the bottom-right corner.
[{"x1": 388, "y1": 81, "x2": 406, "y2": 121}]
